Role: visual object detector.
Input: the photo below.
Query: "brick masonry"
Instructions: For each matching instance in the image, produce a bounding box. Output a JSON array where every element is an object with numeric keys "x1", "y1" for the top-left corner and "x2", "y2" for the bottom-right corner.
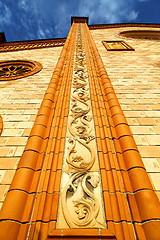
[
  {"x1": 0, "y1": 47, "x2": 62, "y2": 209},
  {"x1": 90, "y1": 26, "x2": 160, "y2": 199}
]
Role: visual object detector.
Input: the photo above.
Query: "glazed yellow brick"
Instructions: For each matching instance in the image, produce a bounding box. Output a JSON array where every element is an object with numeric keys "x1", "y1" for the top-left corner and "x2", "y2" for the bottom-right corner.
[
  {"x1": 0, "y1": 158, "x2": 19, "y2": 169},
  {"x1": 146, "y1": 135, "x2": 160, "y2": 145},
  {"x1": 0, "y1": 147, "x2": 17, "y2": 157},
  {"x1": 1, "y1": 170, "x2": 15, "y2": 184},
  {"x1": 138, "y1": 118, "x2": 159, "y2": 126},
  {"x1": 130, "y1": 126, "x2": 156, "y2": 134},
  {"x1": 142, "y1": 158, "x2": 160, "y2": 172},
  {"x1": 149, "y1": 173, "x2": 160, "y2": 190},
  {"x1": 138, "y1": 146, "x2": 160, "y2": 158},
  {"x1": 14, "y1": 146, "x2": 25, "y2": 157},
  {"x1": 0, "y1": 185, "x2": 9, "y2": 202}
]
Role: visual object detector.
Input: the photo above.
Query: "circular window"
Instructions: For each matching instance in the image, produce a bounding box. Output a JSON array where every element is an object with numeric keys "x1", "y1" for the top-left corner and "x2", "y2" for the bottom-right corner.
[
  {"x1": 119, "y1": 30, "x2": 160, "y2": 40},
  {"x1": 0, "y1": 60, "x2": 42, "y2": 81}
]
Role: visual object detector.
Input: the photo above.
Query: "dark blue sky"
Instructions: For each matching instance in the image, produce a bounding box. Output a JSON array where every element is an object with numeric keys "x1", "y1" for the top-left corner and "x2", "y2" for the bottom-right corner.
[{"x1": 0, "y1": 0, "x2": 160, "y2": 42}]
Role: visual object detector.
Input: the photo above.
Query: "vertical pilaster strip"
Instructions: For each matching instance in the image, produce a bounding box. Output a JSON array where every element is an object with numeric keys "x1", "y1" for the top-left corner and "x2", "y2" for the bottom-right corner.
[
  {"x1": 83, "y1": 23, "x2": 135, "y2": 239},
  {"x1": 28, "y1": 23, "x2": 77, "y2": 240},
  {"x1": 83, "y1": 22, "x2": 160, "y2": 240},
  {"x1": 0, "y1": 23, "x2": 77, "y2": 240}
]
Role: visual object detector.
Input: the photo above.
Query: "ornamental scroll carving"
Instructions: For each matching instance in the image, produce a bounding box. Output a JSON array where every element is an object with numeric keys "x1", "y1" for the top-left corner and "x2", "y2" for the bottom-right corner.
[{"x1": 57, "y1": 25, "x2": 106, "y2": 229}]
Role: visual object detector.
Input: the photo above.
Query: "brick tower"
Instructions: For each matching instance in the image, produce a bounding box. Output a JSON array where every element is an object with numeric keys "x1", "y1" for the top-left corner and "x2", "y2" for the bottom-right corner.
[{"x1": 0, "y1": 17, "x2": 160, "y2": 239}]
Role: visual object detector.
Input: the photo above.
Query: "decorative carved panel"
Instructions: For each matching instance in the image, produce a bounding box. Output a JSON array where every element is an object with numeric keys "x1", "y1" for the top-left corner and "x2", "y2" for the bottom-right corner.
[
  {"x1": 57, "y1": 24, "x2": 106, "y2": 229},
  {"x1": 102, "y1": 41, "x2": 134, "y2": 51},
  {"x1": 0, "y1": 60, "x2": 42, "y2": 81}
]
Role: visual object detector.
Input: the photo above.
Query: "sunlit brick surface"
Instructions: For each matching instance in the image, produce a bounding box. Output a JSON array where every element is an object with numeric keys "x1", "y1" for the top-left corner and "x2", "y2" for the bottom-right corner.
[
  {"x1": 0, "y1": 47, "x2": 62, "y2": 209},
  {"x1": 91, "y1": 27, "x2": 160, "y2": 198}
]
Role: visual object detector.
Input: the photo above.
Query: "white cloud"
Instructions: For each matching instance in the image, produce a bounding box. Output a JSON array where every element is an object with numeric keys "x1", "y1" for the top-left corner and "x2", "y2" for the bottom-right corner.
[
  {"x1": 0, "y1": 3, "x2": 12, "y2": 25},
  {"x1": 37, "y1": 27, "x2": 46, "y2": 38},
  {"x1": 127, "y1": 11, "x2": 139, "y2": 21},
  {"x1": 18, "y1": 0, "x2": 29, "y2": 10},
  {"x1": 27, "y1": 0, "x2": 140, "y2": 38},
  {"x1": 36, "y1": 19, "x2": 54, "y2": 39},
  {"x1": 0, "y1": 0, "x2": 142, "y2": 40},
  {"x1": 77, "y1": 0, "x2": 139, "y2": 24}
]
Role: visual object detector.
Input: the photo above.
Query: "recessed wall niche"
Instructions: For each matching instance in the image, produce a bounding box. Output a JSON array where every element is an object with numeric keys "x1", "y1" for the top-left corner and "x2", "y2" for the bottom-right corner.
[
  {"x1": 102, "y1": 40, "x2": 134, "y2": 51},
  {"x1": 119, "y1": 30, "x2": 160, "y2": 40}
]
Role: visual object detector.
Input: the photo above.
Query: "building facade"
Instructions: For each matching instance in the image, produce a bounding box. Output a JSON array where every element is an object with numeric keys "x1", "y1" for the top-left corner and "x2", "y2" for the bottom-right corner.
[{"x1": 0, "y1": 17, "x2": 160, "y2": 239}]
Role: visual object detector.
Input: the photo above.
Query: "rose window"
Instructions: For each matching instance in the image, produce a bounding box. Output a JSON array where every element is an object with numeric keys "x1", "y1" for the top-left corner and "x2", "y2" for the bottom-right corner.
[{"x1": 0, "y1": 60, "x2": 42, "y2": 80}]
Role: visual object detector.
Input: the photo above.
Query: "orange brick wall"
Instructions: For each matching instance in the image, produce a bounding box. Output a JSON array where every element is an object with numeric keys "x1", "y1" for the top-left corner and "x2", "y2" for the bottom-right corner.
[
  {"x1": 0, "y1": 47, "x2": 62, "y2": 209},
  {"x1": 91, "y1": 27, "x2": 160, "y2": 199}
]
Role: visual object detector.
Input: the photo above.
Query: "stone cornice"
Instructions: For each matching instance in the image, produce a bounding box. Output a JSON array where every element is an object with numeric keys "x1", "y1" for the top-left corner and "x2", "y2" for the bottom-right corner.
[
  {"x1": 0, "y1": 38, "x2": 66, "y2": 53},
  {"x1": 89, "y1": 23, "x2": 160, "y2": 30}
]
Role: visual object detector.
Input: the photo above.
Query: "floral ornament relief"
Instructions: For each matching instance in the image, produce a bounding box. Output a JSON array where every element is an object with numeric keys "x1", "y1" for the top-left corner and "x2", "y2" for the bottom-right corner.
[{"x1": 59, "y1": 25, "x2": 106, "y2": 229}]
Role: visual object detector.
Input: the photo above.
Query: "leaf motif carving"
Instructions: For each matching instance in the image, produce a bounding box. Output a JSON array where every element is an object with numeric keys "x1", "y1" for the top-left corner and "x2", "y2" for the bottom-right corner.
[{"x1": 61, "y1": 24, "x2": 103, "y2": 229}]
